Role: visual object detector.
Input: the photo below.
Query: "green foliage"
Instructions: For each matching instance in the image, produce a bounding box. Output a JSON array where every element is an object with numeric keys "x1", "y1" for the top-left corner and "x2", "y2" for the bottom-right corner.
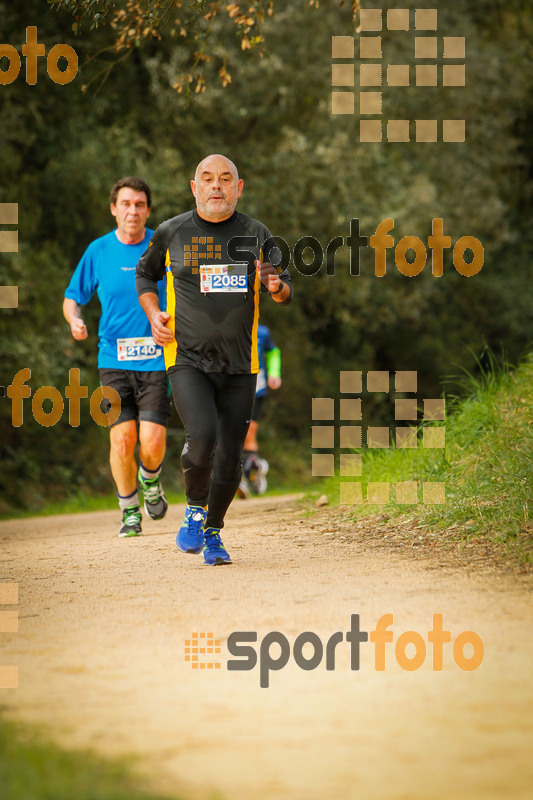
[
  {"x1": 331, "y1": 352, "x2": 533, "y2": 550},
  {"x1": 1, "y1": 0, "x2": 532, "y2": 511},
  {"x1": 0, "y1": 714, "x2": 183, "y2": 800}
]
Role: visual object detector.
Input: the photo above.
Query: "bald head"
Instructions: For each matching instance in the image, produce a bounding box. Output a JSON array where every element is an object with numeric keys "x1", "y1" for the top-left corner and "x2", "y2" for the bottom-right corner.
[
  {"x1": 194, "y1": 154, "x2": 239, "y2": 183},
  {"x1": 191, "y1": 154, "x2": 243, "y2": 222}
]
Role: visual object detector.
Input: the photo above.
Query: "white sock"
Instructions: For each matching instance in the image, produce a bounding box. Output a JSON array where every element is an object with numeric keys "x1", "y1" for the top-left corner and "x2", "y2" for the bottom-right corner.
[
  {"x1": 118, "y1": 490, "x2": 139, "y2": 511},
  {"x1": 139, "y1": 461, "x2": 162, "y2": 481}
]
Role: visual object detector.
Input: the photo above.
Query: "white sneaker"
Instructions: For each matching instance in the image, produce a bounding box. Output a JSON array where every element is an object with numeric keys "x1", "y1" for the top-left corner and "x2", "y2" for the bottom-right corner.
[
  {"x1": 251, "y1": 458, "x2": 269, "y2": 495},
  {"x1": 237, "y1": 478, "x2": 250, "y2": 499}
]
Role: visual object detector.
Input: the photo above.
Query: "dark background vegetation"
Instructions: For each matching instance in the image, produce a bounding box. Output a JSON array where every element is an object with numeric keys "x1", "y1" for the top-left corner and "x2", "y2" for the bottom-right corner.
[{"x1": 1, "y1": 0, "x2": 532, "y2": 513}]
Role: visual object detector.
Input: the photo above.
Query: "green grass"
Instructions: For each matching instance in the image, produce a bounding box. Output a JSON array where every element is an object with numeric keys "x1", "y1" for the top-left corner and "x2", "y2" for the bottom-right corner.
[
  {"x1": 0, "y1": 491, "x2": 187, "y2": 521},
  {"x1": 323, "y1": 353, "x2": 533, "y2": 550},
  {"x1": 0, "y1": 481, "x2": 307, "y2": 521},
  {"x1": 0, "y1": 714, "x2": 182, "y2": 800}
]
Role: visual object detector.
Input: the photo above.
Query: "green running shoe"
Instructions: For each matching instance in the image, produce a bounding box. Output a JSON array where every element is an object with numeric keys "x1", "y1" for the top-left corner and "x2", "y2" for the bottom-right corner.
[
  {"x1": 138, "y1": 468, "x2": 168, "y2": 520},
  {"x1": 119, "y1": 506, "x2": 142, "y2": 537}
]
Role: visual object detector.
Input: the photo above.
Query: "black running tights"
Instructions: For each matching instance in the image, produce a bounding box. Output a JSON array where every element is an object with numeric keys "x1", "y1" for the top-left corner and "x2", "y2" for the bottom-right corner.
[{"x1": 168, "y1": 365, "x2": 257, "y2": 529}]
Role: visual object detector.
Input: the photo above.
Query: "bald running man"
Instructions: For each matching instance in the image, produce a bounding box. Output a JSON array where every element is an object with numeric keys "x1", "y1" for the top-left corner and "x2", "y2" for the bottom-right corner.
[{"x1": 136, "y1": 154, "x2": 293, "y2": 565}]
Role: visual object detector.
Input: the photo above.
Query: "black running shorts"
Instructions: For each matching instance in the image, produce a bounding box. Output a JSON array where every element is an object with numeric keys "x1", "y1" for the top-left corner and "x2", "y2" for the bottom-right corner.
[{"x1": 98, "y1": 369, "x2": 170, "y2": 428}]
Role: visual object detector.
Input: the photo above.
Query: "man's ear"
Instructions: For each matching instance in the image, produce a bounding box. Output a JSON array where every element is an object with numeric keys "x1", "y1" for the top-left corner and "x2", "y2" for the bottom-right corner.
[{"x1": 190, "y1": 179, "x2": 197, "y2": 198}]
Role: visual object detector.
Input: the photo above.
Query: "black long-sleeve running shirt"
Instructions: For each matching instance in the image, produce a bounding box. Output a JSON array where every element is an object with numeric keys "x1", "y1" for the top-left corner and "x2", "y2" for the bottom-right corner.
[{"x1": 136, "y1": 210, "x2": 293, "y2": 374}]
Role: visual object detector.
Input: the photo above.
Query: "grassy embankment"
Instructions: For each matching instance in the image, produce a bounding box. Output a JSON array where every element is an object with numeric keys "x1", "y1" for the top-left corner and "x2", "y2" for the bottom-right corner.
[
  {"x1": 321, "y1": 354, "x2": 533, "y2": 558},
  {"x1": 0, "y1": 715, "x2": 181, "y2": 800}
]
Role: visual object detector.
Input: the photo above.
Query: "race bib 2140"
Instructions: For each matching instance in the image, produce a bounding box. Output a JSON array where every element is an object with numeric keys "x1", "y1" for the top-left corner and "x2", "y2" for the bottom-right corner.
[{"x1": 117, "y1": 336, "x2": 162, "y2": 361}]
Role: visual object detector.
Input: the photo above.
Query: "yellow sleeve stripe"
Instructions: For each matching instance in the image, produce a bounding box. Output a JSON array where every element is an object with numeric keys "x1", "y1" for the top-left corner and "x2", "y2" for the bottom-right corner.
[
  {"x1": 164, "y1": 249, "x2": 177, "y2": 369},
  {"x1": 250, "y1": 248, "x2": 261, "y2": 373}
]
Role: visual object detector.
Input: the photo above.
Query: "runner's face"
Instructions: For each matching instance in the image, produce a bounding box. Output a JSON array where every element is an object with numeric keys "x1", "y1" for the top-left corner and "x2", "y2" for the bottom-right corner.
[
  {"x1": 110, "y1": 188, "x2": 150, "y2": 241},
  {"x1": 191, "y1": 157, "x2": 243, "y2": 221}
]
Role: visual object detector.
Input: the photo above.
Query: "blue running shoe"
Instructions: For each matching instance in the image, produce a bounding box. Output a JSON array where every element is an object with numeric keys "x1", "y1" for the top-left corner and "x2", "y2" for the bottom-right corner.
[
  {"x1": 176, "y1": 505, "x2": 207, "y2": 554},
  {"x1": 203, "y1": 528, "x2": 232, "y2": 566}
]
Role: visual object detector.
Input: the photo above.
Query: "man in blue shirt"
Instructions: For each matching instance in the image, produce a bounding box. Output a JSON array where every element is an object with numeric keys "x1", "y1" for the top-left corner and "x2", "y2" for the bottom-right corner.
[{"x1": 63, "y1": 177, "x2": 169, "y2": 537}]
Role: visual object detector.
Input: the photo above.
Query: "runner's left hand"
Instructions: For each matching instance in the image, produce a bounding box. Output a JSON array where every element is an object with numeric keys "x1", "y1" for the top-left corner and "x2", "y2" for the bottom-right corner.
[{"x1": 256, "y1": 260, "x2": 282, "y2": 294}]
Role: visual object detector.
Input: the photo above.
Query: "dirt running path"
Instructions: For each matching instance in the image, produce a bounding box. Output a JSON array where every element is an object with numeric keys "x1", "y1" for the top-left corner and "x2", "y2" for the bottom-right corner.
[{"x1": 1, "y1": 496, "x2": 532, "y2": 800}]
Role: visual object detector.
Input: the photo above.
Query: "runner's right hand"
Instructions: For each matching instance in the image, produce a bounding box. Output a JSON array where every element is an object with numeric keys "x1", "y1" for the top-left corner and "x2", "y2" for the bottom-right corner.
[
  {"x1": 150, "y1": 310, "x2": 174, "y2": 346},
  {"x1": 70, "y1": 318, "x2": 88, "y2": 340}
]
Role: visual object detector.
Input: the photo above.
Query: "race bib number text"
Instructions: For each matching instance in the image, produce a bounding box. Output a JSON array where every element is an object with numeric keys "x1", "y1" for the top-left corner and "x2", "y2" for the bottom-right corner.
[
  {"x1": 200, "y1": 263, "x2": 248, "y2": 293},
  {"x1": 117, "y1": 337, "x2": 162, "y2": 361}
]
